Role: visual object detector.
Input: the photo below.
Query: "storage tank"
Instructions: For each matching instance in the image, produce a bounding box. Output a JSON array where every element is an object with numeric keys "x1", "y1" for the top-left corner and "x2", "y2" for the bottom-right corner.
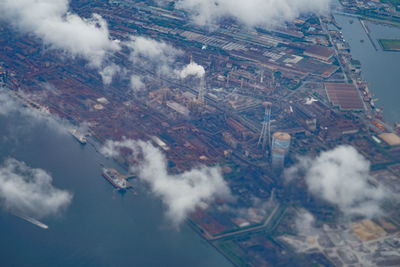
[{"x1": 271, "y1": 132, "x2": 291, "y2": 170}]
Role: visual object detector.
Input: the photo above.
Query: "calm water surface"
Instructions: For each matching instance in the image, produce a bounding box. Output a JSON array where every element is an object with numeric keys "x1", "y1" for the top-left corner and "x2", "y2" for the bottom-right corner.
[
  {"x1": 0, "y1": 106, "x2": 231, "y2": 267},
  {"x1": 334, "y1": 14, "x2": 400, "y2": 123}
]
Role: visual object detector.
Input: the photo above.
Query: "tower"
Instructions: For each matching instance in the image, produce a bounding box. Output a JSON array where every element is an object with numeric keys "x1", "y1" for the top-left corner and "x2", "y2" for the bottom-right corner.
[
  {"x1": 197, "y1": 76, "x2": 205, "y2": 105},
  {"x1": 162, "y1": 87, "x2": 168, "y2": 107},
  {"x1": 257, "y1": 102, "x2": 272, "y2": 153}
]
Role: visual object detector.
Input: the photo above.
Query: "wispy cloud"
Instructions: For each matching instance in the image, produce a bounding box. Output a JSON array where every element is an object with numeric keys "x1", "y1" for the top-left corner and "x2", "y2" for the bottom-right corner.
[
  {"x1": 100, "y1": 64, "x2": 121, "y2": 85},
  {"x1": 295, "y1": 209, "x2": 320, "y2": 236},
  {"x1": 129, "y1": 75, "x2": 145, "y2": 92},
  {"x1": 101, "y1": 139, "x2": 231, "y2": 227},
  {"x1": 0, "y1": 158, "x2": 72, "y2": 218},
  {"x1": 125, "y1": 36, "x2": 183, "y2": 77},
  {"x1": 0, "y1": 89, "x2": 73, "y2": 135}
]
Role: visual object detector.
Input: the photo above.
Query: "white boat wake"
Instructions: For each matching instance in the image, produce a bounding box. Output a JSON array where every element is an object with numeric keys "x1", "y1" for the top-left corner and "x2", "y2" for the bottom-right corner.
[{"x1": 13, "y1": 213, "x2": 49, "y2": 229}]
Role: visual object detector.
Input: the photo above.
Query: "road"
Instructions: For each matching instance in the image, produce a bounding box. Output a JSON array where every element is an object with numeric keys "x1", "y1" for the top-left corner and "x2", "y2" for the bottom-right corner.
[
  {"x1": 319, "y1": 17, "x2": 349, "y2": 82},
  {"x1": 205, "y1": 204, "x2": 281, "y2": 241}
]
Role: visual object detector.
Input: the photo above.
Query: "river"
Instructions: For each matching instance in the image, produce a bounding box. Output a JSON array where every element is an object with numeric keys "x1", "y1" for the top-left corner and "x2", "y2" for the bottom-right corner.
[
  {"x1": 334, "y1": 13, "x2": 400, "y2": 123},
  {"x1": 0, "y1": 93, "x2": 231, "y2": 267}
]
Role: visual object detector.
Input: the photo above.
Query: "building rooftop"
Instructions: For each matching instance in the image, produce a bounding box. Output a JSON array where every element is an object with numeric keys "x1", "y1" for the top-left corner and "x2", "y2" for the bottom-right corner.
[
  {"x1": 273, "y1": 132, "x2": 291, "y2": 140},
  {"x1": 324, "y1": 83, "x2": 363, "y2": 110},
  {"x1": 378, "y1": 132, "x2": 400, "y2": 146},
  {"x1": 304, "y1": 45, "x2": 335, "y2": 60}
]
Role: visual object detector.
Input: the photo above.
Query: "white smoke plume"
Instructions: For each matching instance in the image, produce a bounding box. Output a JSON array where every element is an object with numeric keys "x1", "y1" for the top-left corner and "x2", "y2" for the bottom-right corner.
[
  {"x1": 0, "y1": 0, "x2": 120, "y2": 68},
  {"x1": 170, "y1": 0, "x2": 330, "y2": 27},
  {"x1": 178, "y1": 61, "x2": 205, "y2": 79},
  {"x1": 285, "y1": 145, "x2": 387, "y2": 218},
  {"x1": 101, "y1": 139, "x2": 231, "y2": 227},
  {"x1": 0, "y1": 158, "x2": 72, "y2": 218}
]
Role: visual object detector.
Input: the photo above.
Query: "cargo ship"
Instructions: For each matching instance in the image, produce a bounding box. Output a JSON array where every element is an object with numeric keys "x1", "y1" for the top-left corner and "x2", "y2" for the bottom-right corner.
[
  {"x1": 102, "y1": 168, "x2": 130, "y2": 191},
  {"x1": 70, "y1": 128, "x2": 87, "y2": 145}
]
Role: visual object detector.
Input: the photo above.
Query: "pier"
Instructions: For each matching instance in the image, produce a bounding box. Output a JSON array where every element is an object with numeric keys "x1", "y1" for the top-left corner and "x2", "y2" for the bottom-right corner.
[{"x1": 360, "y1": 19, "x2": 378, "y2": 51}]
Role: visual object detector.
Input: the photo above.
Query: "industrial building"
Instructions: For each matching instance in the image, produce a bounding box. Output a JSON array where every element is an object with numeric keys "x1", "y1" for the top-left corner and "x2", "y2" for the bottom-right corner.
[
  {"x1": 324, "y1": 82, "x2": 363, "y2": 111},
  {"x1": 304, "y1": 45, "x2": 335, "y2": 62}
]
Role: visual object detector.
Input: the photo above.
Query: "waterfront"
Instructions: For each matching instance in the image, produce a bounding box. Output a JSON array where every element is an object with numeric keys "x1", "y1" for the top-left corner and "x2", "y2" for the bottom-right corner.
[
  {"x1": 0, "y1": 98, "x2": 231, "y2": 267},
  {"x1": 1, "y1": 0, "x2": 400, "y2": 265},
  {"x1": 334, "y1": 14, "x2": 400, "y2": 123}
]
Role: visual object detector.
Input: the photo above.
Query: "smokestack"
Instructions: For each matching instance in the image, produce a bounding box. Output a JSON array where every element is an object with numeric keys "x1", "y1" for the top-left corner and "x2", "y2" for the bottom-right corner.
[{"x1": 198, "y1": 76, "x2": 205, "y2": 106}]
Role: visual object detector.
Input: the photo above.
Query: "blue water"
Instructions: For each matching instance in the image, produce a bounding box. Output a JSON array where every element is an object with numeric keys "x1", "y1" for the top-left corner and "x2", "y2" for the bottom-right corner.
[
  {"x1": 334, "y1": 14, "x2": 400, "y2": 123},
  {"x1": 0, "y1": 103, "x2": 231, "y2": 266}
]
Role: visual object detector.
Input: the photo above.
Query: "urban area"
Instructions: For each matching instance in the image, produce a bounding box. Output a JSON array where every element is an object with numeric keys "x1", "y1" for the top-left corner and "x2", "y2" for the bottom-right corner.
[{"x1": 1, "y1": 0, "x2": 400, "y2": 266}]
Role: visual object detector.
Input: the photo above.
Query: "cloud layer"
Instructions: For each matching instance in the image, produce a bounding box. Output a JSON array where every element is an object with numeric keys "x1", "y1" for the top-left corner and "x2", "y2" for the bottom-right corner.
[
  {"x1": 0, "y1": 0, "x2": 120, "y2": 68},
  {"x1": 0, "y1": 158, "x2": 72, "y2": 218},
  {"x1": 0, "y1": 0, "x2": 330, "y2": 89},
  {"x1": 101, "y1": 139, "x2": 231, "y2": 227},
  {"x1": 172, "y1": 0, "x2": 330, "y2": 27},
  {"x1": 285, "y1": 145, "x2": 386, "y2": 218}
]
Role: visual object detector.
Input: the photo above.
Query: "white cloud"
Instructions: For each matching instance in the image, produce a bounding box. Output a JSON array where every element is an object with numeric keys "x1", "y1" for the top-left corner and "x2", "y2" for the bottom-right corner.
[
  {"x1": 130, "y1": 75, "x2": 145, "y2": 91},
  {"x1": 0, "y1": 158, "x2": 72, "y2": 218},
  {"x1": 126, "y1": 36, "x2": 179, "y2": 59},
  {"x1": 0, "y1": 0, "x2": 120, "y2": 68},
  {"x1": 178, "y1": 61, "x2": 205, "y2": 79},
  {"x1": 0, "y1": 90, "x2": 20, "y2": 116},
  {"x1": 101, "y1": 139, "x2": 231, "y2": 227},
  {"x1": 295, "y1": 209, "x2": 320, "y2": 236},
  {"x1": 0, "y1": 89, "x2": 72, "y2": 135},
  {"x1": 100, "y1": 64, "x2": 121, "y2": 85},
  {"x1": 125, "y1": 36, "x2": 182, "y2": 76},
  {"x1": 218, "y1": 196, "x2": 275, "y2": 224},
  {"x1": 285, "y1": 145, "x2": 386, "y2": 218},
  {"x1": 170, "y1": 0, "x2": 330, "y2": 27}
]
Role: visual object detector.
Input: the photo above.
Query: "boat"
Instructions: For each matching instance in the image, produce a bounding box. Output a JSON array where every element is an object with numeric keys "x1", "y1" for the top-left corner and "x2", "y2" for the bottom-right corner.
[
  {"x1": 102, "y1": 168, "x2": 130, "y2": 191},
  {"x1": 14, "y1": 213, "x2": 48, "y2": 229},
  {"x1": 70, "y1": 128, "x2": 87, "y2": 145}
]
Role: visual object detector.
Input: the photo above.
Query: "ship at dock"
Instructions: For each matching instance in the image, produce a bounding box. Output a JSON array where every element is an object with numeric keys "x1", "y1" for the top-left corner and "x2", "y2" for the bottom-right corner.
[
  {"x1": 102, "y1": 168, "x2": 131, "y2": 191},
  {"x1": 70, "y1": 128, "x2": 87, "y2": 145}
]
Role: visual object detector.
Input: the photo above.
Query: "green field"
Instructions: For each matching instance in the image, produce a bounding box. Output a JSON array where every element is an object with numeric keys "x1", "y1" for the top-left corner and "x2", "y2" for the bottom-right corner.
[{"x1": 378, "y1": 39, "x2": 400, "y2": 51}]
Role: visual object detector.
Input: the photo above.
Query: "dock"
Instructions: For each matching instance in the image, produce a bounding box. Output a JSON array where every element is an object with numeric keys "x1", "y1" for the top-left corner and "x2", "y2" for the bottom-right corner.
[{"x1": 360, "y1": 19, "x2": 378, "y2": 51}]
